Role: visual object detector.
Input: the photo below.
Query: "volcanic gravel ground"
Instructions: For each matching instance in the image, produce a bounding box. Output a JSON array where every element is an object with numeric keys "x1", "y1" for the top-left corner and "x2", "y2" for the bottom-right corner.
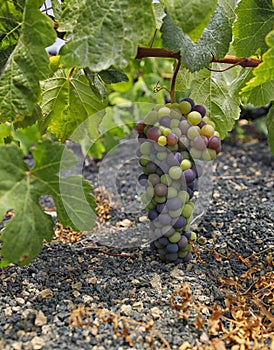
[{"x1": 0, "y1": 137, "x2": 273, "y2": 350}]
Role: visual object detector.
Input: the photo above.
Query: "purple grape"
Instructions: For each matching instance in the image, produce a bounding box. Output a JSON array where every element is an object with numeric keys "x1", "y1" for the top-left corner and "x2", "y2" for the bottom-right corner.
[
  {"x1": 172, "y1": 216, "x2": 187, "y2": 229},
  {"x1": 187, "y1": 188, "x2": 194, "y2": 199},
  {"x1": 166, "y1": 153, "x2": 179, "y2": 167},
  {"x1": 146, "y1": 161, "x2": 157, "y2": 174},
  {"x1": 208, "y1": 136, "x2": 221, "y2": 153},
  {"x1": 183, "y1": 252, "x2": 193, "y2": 262},
  {"x1": 166, "y1": 198, "x2": 182, "y2": 211},
  {"x1": 157, "y1": 203, "x2": 168, "y2": 213},
  {"x1": 179, "y1": 97, "x2": 195, "y2": 109},
  {"x1": 154, "y1": 183, "x2": 168, "y2": 197},
  {"x1": 158, "y1": 237, "x2": 169, "y2": 246},
  {"x1": 184, "y1": 231, "x2": 191, "y2": 239},
  {"x1": 178, "y1": 235, "x2": 188, "y2": 249},
  {"x1": 193, "y1": 135, "x2": 208, "y2": 150},
  {"x1": 166, "y1": 133, "x2": 178, "y2": 146},
  {"x1": 166, "y1": 243, "x2": 179, "y2": 253},
  {"x1": 174, "y1": 152, "x2": 183, "y2": 163},
  {"x1": 158, "y1": 213, "x2": 172, "y2": 225},
  {"x1": 193, "y1": 105, "x2": 206, "y2": 117},
  {"x1": 159, "y1": 116, "x2": 171, "y2": 127},
  {"x1": 148, "y1": 209, "x2": 158, "y2": 221},
  {"x1": 138, "y1": 173, "x2": 148, "y2": 186},
  {"x1": 147, "y1": 127, "x2": 161, "y2": 141},
  {"x1": 183, "y1": 169, "x2": 195, "y2": 183},
  {"x1": 148, "y1": 173, "x2": 160, "y2": 186}
]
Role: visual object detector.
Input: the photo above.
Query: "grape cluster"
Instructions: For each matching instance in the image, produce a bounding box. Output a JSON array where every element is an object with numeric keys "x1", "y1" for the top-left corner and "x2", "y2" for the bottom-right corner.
[{"x1": 135, "y1": 98, "x2": 221, "y2": 264}]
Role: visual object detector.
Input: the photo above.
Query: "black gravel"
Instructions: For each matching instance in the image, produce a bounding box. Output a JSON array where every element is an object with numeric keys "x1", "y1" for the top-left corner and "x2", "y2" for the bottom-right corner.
[{"x1": 0, "y1": 136, "x2": 273, "y2": 350}]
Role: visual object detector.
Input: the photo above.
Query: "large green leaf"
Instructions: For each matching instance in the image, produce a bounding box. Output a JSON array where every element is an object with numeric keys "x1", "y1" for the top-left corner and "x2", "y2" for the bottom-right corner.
[
  {"x1": 0, "y1": 139, "x2": 96, "y2": 266},
  {"x1": 161, "y1": 3, "x2": 234, "y2": 72},
  {"x1": 241, "y1": 30, "x2": 274, "y2": 105},
  {"x1": 0, "y1": 0, "x2": 24, "y2": 70},
  {"x1": 266, "y1": 104, "x2": 274, "y2": 155},
  {"x1": 162, "y1": 0, "x2": 217, "y2": 40},
  {"x1": 233, "y1": 0, "x2": 274, "y2": 57},
  {"x1": 59, "y1": 0, "x2": 155, "y2": 70},
  {"x1": 176, "y1": 64, "x2": 253, "y2": 138},
  {"x1": 40, "y1": 69, "x2": 107, "y2": 141},
  {"x1": 0, "y1": 0, "x2": 56, "y2": 122}
]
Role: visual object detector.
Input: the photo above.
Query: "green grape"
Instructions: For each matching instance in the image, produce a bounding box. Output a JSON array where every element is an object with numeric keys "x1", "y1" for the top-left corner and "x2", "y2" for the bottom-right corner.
[
  {"x1": 177, "y1": 190, "x2": 189, "y2": 204},
  {"x1": 169, "y1": 208, "x2": 183, "y2": 218},
  {"x1": 182, "y1": 203, "x2": 194, "y2": 218},
  {"x1": 158, "y1": 106, "x2": 171, "y2": 117},
  {"x1": 180, "y1": 159, "x2": 192, "y2": 170},
  {"x1": 168, "y1": 231, "x2": 181, "y2": 243},
  {"x1": 160, "y1": 174, "x2": 172, "y2": 186},
  {"x1": 170, "y1": 119, "x2": 180, "y2": 129},
  {"x1": 156, "y1": 151, "x2": 168, "y2": 161},
  {"x1": 158, "y1": 135, "x2": 167, "y2": 146},
  {"x1": 187, "y1": 126, "x2": 200, "y2": 140},
  {"x1": 187, "y1": 111, "x2": 202, "y2": 126},
  {"x1": 154, "y1": 195, "x2": 167, "y2": 203},
  {"x1": 140, "y1": 141, "x2": 151, "y2": 155},
  {"x1": 167, "y1": 187, "x2": 177, "y2": 199},
  {"x1": 179, "y1": 101, "x2": 192, "y2": 114},
  {"x1": 144, "y1": 111, "x2": 158, "y2": 125},
  {"x1": 169, "y1": 166, "x2": 182, "y2": 180}
]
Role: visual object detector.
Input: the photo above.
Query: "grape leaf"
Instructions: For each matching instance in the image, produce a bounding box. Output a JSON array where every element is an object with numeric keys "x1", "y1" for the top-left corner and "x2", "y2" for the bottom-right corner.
[
  {"x1": 99, "y1": 66, "x2": 129, "y2": 84},
  {"x1": 0, "y1": 0, "x2": 24, "y2": 70},
  {"x1": 59, "y1": 0, "x2": 155, "y2": 70},
  {"x1": 162, "y1": 0, "x2": 217, "y2": 40},
  {"x1": 266, "y1": 104, "x2": 274, "y2": 155},
  {"x1": 241, "y1": 30, "x2": 274, "y2": 105},
  {"x1": 176, "y1": 64, "x2": 253, "y2": 138},
  {"x1": 0, "y1": 139, "x2": 96, "y2": 267},
  {"x1": 0, "y1": 0, "x2": 56, "y2": 122},
  {"x1": 153, "y1": 1, "x2": 166, "y2": 30},
  {"x1": 40, "y1": 69, "x2": 107, "y2": 141},
  {"x1": 161, "y1": 3, "x2": 234, "y2": 72},
  {"x1": 233, "y1": 0, "x2": 274, "y2": 57}
]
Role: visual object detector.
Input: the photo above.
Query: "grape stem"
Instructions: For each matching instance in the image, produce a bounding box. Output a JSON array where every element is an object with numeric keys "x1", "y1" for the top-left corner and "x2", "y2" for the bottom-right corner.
[
  {"x1": 170, "y1": 55, "x2": 181, "y2": 103},
  {"x1": 136, "y1": 47, "x2": 262, "y2": 67}
]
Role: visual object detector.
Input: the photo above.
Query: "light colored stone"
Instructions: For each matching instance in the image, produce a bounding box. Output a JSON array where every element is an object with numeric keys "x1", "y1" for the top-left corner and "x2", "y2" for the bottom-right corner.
[
  {"x1": 35, "y1": 310, "x2": 47, "y2": 327},
  {"x1": 149, "y1": 307, "x2": 162, "y2": 319},
  {"x1": 31, "y1": 336, "x2": 46, "y2": 350},
  {"x1": 120, "y1": 304, "x2": 132, "y2": 316}
]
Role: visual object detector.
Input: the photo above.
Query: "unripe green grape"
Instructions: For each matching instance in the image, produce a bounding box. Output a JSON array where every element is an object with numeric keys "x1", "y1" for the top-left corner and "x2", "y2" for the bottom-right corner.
[
  {"x1": 162, "y1": 127, "x2": 171, "y2": 136},
  {"x1": 187, "y1": 111, "x2": 202, "y2": 126},
  {"x1": 156, "y1": 151, "x2": 168, "y2": 161},
  {"x1": 154, "y1": 195, "x2": 167, "y2": 203},
  {"x1": 182, "y1": 203, "x2": 194, "y2": 218},
  {"x1": 189, "y1": 231, "x2": 197, "y2": 243},
  {"x1": 167, "y1": 187, "x2": 177, "y2": 199},
  {"x1": 170, "y1": 109, "x2": 181, "y2": 119},
  {"x1": 169, "y1": 208, "x2": 183, "y2": 218},
  {"x1": 171, "y1": 180, "x2": 181, "y2": 190},
  {"x1": 179, "y1": 101, "x2": 192, "y2": 114},
  {"x1": 187, "y1": 126, "x2": 200, "y2": 140},
  {"x1": 140, "y1": 141, "x2": 151, "y2": 155},
  {"x1": 158, "y1": 106, "x2": 170, "y2": 117},
  {"x1": 190, "y1": 147, "x2": 202, "y2": 159},
  {"x1": 180, "y1": 159, "x2": 192, "y2": 170},
  {"x1": 170, "y1": 119, "x2": 180, "y2": 129},
  {"x1": 144, "y1": 111, "x2": 158, "y2": 125},
  {"x1": 158, "y1": 135, "x2": 167, "y2": 146},
  {"x1": 168, "y1": 144, "x2": 178, "y2": 152},
  {"x1": 177, "y1": 190, "x2": 189, "y2": 204},
  {"x1": 169, "y1": 166, "x2": 182, "y2": 180},
  {"x1": 172, "y1": 127, "x2": 182, "y2": 138},
  {"x1": 160, "y1": 174, "x2": 172, "y2": 186},
  {"x1": 201, "y1": 148, "x2": 216, "y2": 160},
  {"x1": 168, "y1": 231, "x2": 181, "y2": 243},
  {"x1": 178, "y1": 250, "x2": 189, "y2": 258},
  {"x1": 139, "y1": 157, "x2": 149, "y2": 166}
]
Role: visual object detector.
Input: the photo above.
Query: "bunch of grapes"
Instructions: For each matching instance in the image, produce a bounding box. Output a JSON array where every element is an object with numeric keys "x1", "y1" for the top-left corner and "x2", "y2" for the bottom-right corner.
[{"x1": 135, "y1": 97, "x2": 221, "y2": 264}]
